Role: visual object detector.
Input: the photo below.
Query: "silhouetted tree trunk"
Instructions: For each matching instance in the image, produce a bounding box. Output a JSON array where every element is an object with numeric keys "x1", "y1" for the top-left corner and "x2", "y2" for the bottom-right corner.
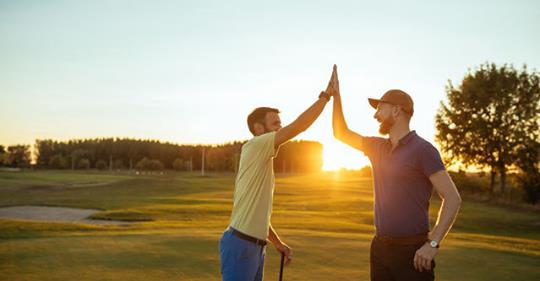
[
  {"x1": 490, "y1": 169, "x2": 496, "y2": 195},
  {"x1": 499, "y1": 163, "x2": 507, "y2": 194}
]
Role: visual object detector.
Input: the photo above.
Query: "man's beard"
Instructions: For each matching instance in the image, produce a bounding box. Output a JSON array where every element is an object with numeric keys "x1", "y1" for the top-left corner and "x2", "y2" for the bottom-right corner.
[{"x1": 378, "y1": 116, "x2": 395, "y2": 135}]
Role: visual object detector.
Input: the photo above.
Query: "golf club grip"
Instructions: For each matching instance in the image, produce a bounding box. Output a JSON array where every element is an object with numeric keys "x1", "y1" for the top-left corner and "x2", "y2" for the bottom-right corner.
[{"x1": 279, "y1": 252, "x2": 284, "y2": 281}]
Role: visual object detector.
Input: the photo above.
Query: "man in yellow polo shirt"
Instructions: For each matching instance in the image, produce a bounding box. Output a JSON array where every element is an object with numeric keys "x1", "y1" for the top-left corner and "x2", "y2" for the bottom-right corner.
[{"x1": 219, "y1": 66, "x2": 338, "y2": 281}]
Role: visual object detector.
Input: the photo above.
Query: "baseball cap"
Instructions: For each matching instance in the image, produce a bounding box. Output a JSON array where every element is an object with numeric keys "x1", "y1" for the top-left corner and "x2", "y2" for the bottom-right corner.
[{"x1": 368, "y1": 89, "x2": 414, "y2": 116}]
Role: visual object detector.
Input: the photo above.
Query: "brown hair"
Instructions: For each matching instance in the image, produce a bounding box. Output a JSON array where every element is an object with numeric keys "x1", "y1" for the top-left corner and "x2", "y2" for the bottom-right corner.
[{"x1": 247, "y1": 107, "x2": 280, "y2": 135}]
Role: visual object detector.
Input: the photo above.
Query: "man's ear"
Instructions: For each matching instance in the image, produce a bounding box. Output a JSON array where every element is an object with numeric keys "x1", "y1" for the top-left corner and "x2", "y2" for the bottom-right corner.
[
  {"x1": 395, "y1": 106, "x2": 405, "y2": 118},
  {"x1": 391, "y1": 106, "x2": 399, "y2": 117},
  {"x1": 253, "y1": 123, "x2": 264, "y2": 135}
]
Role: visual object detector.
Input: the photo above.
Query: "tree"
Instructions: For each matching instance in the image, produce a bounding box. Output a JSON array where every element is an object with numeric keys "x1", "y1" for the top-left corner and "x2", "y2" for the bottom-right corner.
[
  {"x1": 436, "y1": 63, "x2": 540, "y2": 195},
  {"x1": 113, "y1": 159, "x2": 125, "y2": 170},
  {"x1": 95, "y1": 160, "x2": 108, "y2": 170},
  {"x1": 0, "y1": 145, "x2": 6, "y2": 166},
  {"x1": 274, "y1": 141, "x2": 323, "y2": 173},
  {"x1": 70, "y1": 149, "x2": 88, "y2": 170},
  {"x1": 515, "y1": 141, "x2": 540, "y2": 204},
  {"x1": 135, "y1": 157, "x2": 164, "y2": 171},
  {"x1": 77, "y1": 158, "x2": 91, "y2": 170},
  {"x1": 7, "y1": 145, "x2": 31, "y2": 168},
  {"x1": 34, "y1": 140, "x2": 52, "y2": 168},
  {"x1": 49, "y1": 154, "x2": 69, "y2": 169},
  {"x1": 148, "y1": 159, "x2": 164, "y2": 171},
  {"x1": 172, "y1": 158, "x2": 186, "y2": 171}
]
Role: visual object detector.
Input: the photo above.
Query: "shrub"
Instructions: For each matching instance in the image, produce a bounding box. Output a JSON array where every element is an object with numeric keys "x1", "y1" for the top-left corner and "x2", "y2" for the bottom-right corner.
[
  {"x1": 519, "y1": 171, "x2": 540, "y2": 205},
  {"x1": 173, "y1": 158, "x2": 185, "y2": 171},
  {"x1": 77, "y1": 158, "x2": 90, "y2": 169},
  {"x1": 95, "y1": 160, "x2": 108, "y2": 170},
  {"x1": 113, "y1": 159, "x2": 125, "y2": 170},
  {"x1": 135, "y1": 157, "x2": 164, "y2": 171},
  {"x1": 49, "y1": 154, "x2": 69, "y2": 169}
]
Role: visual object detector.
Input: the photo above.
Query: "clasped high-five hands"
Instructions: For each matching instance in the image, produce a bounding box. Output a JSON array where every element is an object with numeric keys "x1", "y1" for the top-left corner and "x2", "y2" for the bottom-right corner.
[{"x1": 324, "y1": 64, "x2": 340, "y2": 98}]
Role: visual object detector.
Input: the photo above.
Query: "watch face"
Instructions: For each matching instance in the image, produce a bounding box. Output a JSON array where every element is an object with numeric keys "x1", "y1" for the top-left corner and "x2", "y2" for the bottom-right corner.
[{"x1": 430, "y1": 240, "x2": 438, "y2": 248}]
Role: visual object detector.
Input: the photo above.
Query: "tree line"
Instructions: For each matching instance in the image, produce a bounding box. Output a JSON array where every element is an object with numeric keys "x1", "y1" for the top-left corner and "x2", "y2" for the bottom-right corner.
[
  {"x1": 0, "y1": 138, "x2": 323, "y2": 173},
  {"x1": 436, "y1": 62, "x2": 540, "y2": 204}
]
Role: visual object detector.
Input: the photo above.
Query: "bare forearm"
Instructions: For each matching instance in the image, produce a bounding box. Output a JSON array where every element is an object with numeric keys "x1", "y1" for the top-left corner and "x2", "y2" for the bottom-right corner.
[
  {"x1": 275, "y1": 95, "x2": 328, "y2": 146},
  {"x1": 430, "y1": 197, "x2": 461, "y2": 243},
  {"x1": 268, "y1": 224, "x2": 293, "y2": 265},
  {"x1": 291, "y1": 97, "x2": 328, "y2": 133},
  {"x1": 268, "y1": 224, "x2": 283, "y2": 246},
  {"x1": 332, "y1": 93, "x2": 349, "y2": 138}
]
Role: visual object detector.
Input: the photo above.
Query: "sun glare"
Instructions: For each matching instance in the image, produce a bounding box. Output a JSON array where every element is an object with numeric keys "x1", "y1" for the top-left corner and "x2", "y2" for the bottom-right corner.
[{"x1": 322, "y1": 140, "x2": 369, "y2": 171}]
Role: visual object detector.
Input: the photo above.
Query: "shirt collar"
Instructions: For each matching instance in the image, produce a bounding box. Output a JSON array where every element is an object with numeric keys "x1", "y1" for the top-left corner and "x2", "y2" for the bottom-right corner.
[
  {"x1": 399, "y1": 130, "x2": 417, "y2": 145},
  {"x1": 384, "y1": 130, "x2": 417, "y2": 149}
]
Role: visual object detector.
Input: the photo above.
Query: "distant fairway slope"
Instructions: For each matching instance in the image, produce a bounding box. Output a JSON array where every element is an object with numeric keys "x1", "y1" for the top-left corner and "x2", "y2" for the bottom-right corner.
[{"x1": 1, "y1": 170, "x2": 539, "y2": 281}]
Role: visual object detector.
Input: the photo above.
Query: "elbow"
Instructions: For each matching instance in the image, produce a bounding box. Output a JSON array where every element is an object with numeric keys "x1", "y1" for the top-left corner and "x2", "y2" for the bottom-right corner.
[
  {"x1": 332, "y1": 125, "x2": 346, "y2": 140},
  {"x1": 454, "y1": 185, "x2": 463, "y2": 205},
  {"x1": 450, "y1": 192, "x2": 462, "y2": 208},
  {"x1": 333, "y1": 130, "x2": 345, "y2": 142},
  {"x1": 441, "y1": 191, "x2": 462, "y2": 208},
  {"x1": 455, "y1": 196, "x2": 462, "y2": 214},
  {"x1": 333, "y1": 129, "x2": 341, "y2": 140}
]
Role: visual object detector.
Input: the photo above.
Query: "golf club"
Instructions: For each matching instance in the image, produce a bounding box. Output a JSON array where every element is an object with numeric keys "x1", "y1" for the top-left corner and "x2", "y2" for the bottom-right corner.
[{"x1": 279, "y1": 252, "x2": 284, "y2": 281}]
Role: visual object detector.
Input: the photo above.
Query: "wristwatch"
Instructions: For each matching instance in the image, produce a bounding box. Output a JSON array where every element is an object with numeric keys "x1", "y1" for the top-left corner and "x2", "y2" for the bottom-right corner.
[
  {"x1": 428, "y1": 240, "x2": 440, "y2": 248},
  {"x1": 319, "y1": 91, "x2": 331, "y2": 101}
]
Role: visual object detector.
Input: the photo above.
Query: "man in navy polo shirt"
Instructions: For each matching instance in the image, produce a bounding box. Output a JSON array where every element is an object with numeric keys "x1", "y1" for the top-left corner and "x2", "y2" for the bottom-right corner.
[{"x1": 329, "y1": 66, "x2": 462, "y2": 281}]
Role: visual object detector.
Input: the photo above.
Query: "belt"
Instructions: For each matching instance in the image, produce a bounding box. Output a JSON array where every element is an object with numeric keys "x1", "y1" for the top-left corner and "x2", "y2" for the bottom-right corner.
[
  {"x1": 230, "y1": 228, "x2": 267, "y2": 246},
  {"x1": 375, "y1": 233, "x2": 428, "y2": 245}
]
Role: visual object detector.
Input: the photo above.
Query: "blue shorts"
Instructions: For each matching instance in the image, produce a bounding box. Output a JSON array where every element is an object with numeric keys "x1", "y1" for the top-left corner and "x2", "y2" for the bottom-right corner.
[{"x1": 219, "y1": 228, "x2": 266, "y2": 281}]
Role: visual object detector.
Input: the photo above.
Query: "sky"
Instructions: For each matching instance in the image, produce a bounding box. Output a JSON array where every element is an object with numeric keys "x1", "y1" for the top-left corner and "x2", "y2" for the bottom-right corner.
[{"x1": 1, "y1": 0, "x2": 539, "y2": 169}]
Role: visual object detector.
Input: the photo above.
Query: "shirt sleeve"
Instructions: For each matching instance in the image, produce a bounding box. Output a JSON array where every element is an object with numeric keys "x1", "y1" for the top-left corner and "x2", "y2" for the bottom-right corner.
[
  {"x1": 253, "y1": 131, "x2": 277, "y2": 159},
  {"x1": 419, "y1": 143, "x2": 446, "y2": 177},
  {"x1": 361, "y1": 136, "x2": 385, "y2": 157}
]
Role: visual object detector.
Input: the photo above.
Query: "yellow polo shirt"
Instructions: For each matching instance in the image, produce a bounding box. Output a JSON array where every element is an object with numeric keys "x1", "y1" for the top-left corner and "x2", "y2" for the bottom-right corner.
[{"x1": 229, "y1": 131, "x2": 278, "y2": 240}]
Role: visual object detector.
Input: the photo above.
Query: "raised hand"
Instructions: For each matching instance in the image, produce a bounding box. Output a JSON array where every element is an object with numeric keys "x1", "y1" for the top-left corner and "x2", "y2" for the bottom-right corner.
[{"x1": 325, "y1": 64, "x2": 340, "y2": 96}]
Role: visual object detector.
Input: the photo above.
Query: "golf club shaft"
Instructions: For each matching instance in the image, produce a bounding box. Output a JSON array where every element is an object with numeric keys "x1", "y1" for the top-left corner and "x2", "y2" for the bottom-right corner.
[{"x1": 279, "y1": 252, "x2": 284, "y2": 281}]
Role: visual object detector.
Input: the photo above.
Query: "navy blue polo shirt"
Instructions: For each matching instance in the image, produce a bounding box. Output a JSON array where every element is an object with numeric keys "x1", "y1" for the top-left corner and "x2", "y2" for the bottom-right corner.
[{"x1": 363, "y1": 131, "x2": 445, "y2": 237}]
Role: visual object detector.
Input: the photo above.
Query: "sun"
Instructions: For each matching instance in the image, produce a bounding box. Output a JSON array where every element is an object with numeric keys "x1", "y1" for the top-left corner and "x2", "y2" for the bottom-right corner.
[{"x1": 322, "y1": 140, "x2": 370, "y2": 171}]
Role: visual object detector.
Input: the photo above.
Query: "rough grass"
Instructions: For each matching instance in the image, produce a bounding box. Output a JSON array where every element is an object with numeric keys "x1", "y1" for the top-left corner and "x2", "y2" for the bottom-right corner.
[{"x1": 0, "y1": 170, "x2": 539, "y2": 281}]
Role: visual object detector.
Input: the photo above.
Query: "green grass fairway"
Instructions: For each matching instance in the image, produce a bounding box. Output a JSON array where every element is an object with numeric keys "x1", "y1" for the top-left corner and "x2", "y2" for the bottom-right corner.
[{"x1": 1, "y1": 170, "x2": 539, "y2": 280}]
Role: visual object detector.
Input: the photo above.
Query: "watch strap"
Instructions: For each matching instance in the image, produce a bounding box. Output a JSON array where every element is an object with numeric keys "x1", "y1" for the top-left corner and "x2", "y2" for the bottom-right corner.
[{"x1": 319, "y1": 91, "x2": 331, "y2": 101}]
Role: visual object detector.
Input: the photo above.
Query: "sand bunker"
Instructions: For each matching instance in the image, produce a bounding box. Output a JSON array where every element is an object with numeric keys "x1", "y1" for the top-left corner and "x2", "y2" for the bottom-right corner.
[{"x1": 0, "y1": 206, "x2": 131, "y2": 225}]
